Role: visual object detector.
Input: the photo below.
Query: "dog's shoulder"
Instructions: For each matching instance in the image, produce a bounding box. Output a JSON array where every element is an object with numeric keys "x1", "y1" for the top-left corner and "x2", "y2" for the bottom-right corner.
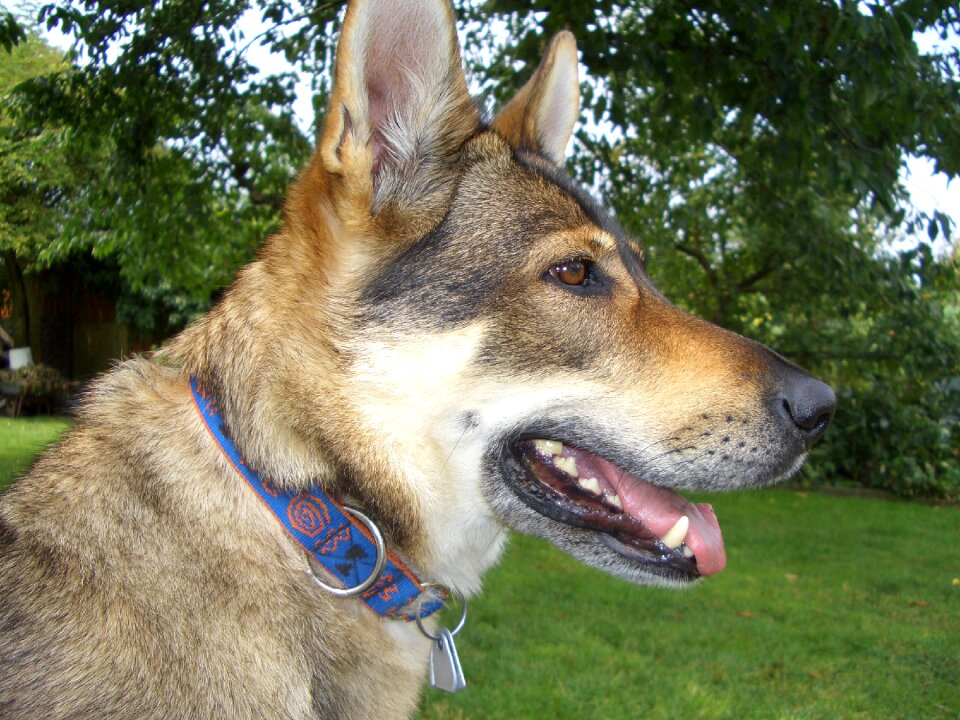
[
  {"x1": 0, "y1": 357, "x2": 428, "y2": 719},
  {"x1": 3, "y1": 357, "x2": 188, "y2": 533}
]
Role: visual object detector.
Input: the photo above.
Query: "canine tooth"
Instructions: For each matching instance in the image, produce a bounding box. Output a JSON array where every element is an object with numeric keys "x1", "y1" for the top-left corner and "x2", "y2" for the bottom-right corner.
[
  {"x1": 660, "y1": 516, "x2": 689, "y2": 550},
  {"x1": 578, "y1": 477, "x2": 601, "y2": 495},
  {"x1": 533, "y1": 439, "x2": 563, "y2": 456},
  {"x1": 683, "y1": 545, "x2": 695, "y2": 559},
  {"x1": 554, "y1": 455, "x2": 579, "y2": 478},
  {"x1": 607, "y1": 493, "x2": 623, "y2": 510}
]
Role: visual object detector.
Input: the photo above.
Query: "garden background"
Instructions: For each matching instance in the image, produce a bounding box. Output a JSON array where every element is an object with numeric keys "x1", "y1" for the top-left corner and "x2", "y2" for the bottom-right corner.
[{"x1": 0, "y1": 1, "x2": 958, "y2": 717}]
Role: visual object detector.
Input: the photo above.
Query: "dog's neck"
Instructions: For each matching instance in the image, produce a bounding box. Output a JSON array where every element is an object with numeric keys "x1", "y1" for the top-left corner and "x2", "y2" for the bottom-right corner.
[
  {"x1": 168, "y1": 277, "x2": 509, "y2": 596},
  {"x1": 189, "y1": 374, "x2": 449, "y2": 619}
]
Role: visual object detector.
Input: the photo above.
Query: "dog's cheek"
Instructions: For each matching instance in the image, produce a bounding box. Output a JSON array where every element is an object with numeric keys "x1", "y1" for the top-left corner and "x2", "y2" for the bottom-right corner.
[{"x1": 472, "y1": 286, "x2": 614, "y2": 375}]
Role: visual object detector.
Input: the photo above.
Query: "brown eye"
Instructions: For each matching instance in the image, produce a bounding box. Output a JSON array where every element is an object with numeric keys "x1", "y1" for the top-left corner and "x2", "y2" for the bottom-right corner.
[{"x1": 550, "y1": 260, "x2": 588, "y2": 285}]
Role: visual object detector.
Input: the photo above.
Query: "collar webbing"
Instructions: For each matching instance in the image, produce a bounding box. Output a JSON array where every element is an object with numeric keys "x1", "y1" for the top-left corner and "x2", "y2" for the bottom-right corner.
[{"x1": 189, "y1": 376, "x2": 443, "y2": 620}]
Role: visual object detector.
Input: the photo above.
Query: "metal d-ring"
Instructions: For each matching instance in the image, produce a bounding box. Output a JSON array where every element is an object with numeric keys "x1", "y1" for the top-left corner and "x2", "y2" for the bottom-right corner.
[
  {"x1": 415, "y1": 586, "x2": 468, "y2": 640},
  {"x1": 308, "y1": 505, "x2": 387, "y2": 598}
]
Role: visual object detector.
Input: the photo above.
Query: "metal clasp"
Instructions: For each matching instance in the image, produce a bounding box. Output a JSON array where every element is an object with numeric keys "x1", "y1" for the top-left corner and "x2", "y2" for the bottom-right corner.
[
  {"x1": 307, "y1": 505, "x2": 388, "y2": 597},
  {"x1": 415, "y1": 585, "x2": 468, "y2": 639}
]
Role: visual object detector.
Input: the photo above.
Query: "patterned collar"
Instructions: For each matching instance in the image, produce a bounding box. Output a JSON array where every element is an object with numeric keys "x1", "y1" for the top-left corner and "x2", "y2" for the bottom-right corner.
[{"x1": 189, "y1": 376, "x2": 443, "y2": 620}]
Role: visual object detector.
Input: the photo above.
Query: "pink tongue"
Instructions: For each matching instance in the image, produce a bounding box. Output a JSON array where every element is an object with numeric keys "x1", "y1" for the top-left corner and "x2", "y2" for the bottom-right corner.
[{"x1": 592, "y1": 456, "x2": 727, "y2": 576}]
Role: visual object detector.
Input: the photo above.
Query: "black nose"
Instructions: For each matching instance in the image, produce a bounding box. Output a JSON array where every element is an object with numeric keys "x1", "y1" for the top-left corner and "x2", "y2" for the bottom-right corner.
[{"x1": 779, "y1": 375, "x2": 836, "y2": 446}]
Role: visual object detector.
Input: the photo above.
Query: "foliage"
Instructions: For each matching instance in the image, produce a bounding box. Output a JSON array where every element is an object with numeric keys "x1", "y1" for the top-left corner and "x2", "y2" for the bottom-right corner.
[
  {"x1": 0, "y1": 29, "x2": 82, "y2": 345},
  {"x1": 794, "y1": 249, "x2": 960, "y2": 501},
  {"x1": 1, "y1": 13, "x2": 310, "y2": 331},
  {"x1": 0, "y1": 8, "x2": 25, "y2": 52},
  {"x1": 5, "y1": 0, "x2": 960, "y2": 497},
  {"x1": 0, "y1": 362, "x2": 67, "y2": 397},
  {"x1": 0, "y1": 34, "x2": 74, "y2": 267},
  {"x1": 41, "y1": 139, "x2": 286, "y2": 330},
  {"x1": 16, "y1": 0, "x2": 319, "y2": 321},
  {"x1": 468, "y1": 0, "x2": 960, "y2": 500},
  {"x1": 475, "y1": 0, "x2": 959, "y2": 231}
]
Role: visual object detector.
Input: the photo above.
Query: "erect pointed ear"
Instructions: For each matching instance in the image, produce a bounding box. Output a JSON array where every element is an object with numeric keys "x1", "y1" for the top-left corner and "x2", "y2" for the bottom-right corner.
[
  {"x1": 318, "y1": 0, "x2": 479, "y2": 212},
  {"x1": 492, "y1": 31, "x2": 580, "y2": 165}
]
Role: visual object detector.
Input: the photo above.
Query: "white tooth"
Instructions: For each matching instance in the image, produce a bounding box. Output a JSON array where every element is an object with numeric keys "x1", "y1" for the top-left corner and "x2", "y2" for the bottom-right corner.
[
  {"x1": 660, "y1": 515, "x2": 689, "y2": 550},
  {"x1": 578, "y1": 477, "x2": 601, "y2": 495},
  {"x1": 607, "y1": 493, "x2": 623, "y2": 510},
  {"x1": 554, "y1": 455, "x2": 579, "y2": 478},
  {"x1": 683, "y1": 545, "x2": 695, "y2": 558},
  {"x1": 533, "y1": 439, "x2": 563, "y2": 456}
]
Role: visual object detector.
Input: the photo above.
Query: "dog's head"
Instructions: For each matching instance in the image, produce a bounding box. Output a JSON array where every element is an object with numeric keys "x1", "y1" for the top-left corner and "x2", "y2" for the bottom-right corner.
[{"x1": 188, "y1": 0, "x2": 834, "y2": 593}]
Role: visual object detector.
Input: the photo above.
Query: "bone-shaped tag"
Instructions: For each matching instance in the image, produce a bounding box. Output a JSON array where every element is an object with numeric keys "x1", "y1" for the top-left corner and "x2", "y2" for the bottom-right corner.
[{"x1": 428, "y1": 627, "x2": 466, "y2": 693}]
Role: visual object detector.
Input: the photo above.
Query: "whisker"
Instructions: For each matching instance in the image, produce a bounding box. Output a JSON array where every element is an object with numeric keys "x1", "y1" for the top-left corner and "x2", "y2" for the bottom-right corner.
[{"x1": 440, "y1": 425, "x2": 471, "y2": 475}]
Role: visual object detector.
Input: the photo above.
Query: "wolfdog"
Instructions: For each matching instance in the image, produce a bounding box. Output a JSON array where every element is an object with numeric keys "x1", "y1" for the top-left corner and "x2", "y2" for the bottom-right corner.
[{"x1": 0, "y1": 0, "x2": 835, "y2": 717}]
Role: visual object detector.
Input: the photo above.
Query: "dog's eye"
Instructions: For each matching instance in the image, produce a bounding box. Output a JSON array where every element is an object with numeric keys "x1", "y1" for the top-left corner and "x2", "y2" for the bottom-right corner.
[
  {"x1": 549, "y1": 260, "x2": 588, "y2": 286},
  {"x1": 544, "y1": 257, "x2": 611, "y2": 296}
]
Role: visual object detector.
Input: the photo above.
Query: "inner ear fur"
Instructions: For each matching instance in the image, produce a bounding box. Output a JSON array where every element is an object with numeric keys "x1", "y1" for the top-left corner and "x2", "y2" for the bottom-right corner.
[
  {"x1": 492, "y1": 31, "x2": 580, "y2": 165},
  {"x1": 317, "y1": 0, "x2": 480, "y2": 214}
]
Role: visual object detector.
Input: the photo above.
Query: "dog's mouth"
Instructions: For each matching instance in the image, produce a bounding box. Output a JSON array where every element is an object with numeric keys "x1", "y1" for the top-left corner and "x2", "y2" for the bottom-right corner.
[{"x1": 506, "y1": 439, "x2": 726, "y2": 581}]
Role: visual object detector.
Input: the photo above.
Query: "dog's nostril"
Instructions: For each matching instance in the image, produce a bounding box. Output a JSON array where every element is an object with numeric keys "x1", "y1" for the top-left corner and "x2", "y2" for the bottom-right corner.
[{"x1": 780, "y1": 377, "x2": 836, "y2": 445}]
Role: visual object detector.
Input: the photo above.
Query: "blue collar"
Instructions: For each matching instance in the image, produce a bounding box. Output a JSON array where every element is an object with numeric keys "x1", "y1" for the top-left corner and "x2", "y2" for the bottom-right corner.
[{"x1": 190, "y1": 376, "x2": 444, "y2": 620}]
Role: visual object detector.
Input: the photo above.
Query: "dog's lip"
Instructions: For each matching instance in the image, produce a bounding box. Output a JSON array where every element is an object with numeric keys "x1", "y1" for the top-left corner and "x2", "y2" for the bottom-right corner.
[{"x1": 511, "y1": 439, "x2": 727, "y2": 577}]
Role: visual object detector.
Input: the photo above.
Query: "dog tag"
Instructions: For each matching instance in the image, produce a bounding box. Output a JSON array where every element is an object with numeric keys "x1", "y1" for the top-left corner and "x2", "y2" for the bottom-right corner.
[{"x1": 428, "y1": 627, "x2": 466, "y2": 693}]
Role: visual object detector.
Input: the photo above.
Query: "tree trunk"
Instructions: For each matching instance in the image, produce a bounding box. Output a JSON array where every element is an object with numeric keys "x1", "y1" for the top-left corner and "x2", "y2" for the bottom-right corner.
[{"x1": 2, "y1": 251, "x2": 29, "y2": 348}]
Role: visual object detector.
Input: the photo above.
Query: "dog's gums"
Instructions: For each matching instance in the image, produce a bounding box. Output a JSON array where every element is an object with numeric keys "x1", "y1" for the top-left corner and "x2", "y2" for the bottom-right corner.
[{"x1": 509, "y1": 439, "x2": 727, "y2": 580}]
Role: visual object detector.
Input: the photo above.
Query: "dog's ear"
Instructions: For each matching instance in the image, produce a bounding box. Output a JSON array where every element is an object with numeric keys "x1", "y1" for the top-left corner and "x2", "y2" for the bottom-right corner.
[
  {"x1": 492, "y1": 31, "x2": 580, "y2": 165},
  {"x1": 317, "y1": 0, "x2": 479, "y2": 214}
]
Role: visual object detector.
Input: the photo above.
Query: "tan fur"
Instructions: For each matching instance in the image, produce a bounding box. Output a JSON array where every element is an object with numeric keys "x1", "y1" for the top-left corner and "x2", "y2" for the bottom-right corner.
[
  {"x1": 492, "y1": 31, "x2": 580, "y2": 163},
  {"x1": 1, "y1": 363, "x2": 427, "y2": 718},
  {"x1": 0, "y1": 0, "x2": 833, "y2": 716}
]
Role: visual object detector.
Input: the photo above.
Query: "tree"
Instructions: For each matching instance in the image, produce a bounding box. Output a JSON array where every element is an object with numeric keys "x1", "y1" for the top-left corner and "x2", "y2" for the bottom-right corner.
[
  {"x1": 469, "y1": 0, "x2": 960, "y2": 499},
  {"x1": 6, "y1": 0, "x2": 960, "y2": 497},
  {"x1": 1, "y1": 18, "x2": 305, "y2": 332},
  {"x1": 0, "y1": 33, "x2": 75, "y2": 347},
  {"x1": 15, "y1": 0, "x2": 957, "y2": 320},
  {"x1": 21, "y1": 0, "x2": 320, "y2": 217},
  {"x1": 0, "y1": 8, "x2": 24, "y2": 51}
]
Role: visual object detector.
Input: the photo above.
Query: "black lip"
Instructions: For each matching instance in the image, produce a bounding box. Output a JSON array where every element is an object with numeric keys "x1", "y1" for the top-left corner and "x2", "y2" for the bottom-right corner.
[{"x1": 499, "y1": 437, "x2": 700, "y2": 580}]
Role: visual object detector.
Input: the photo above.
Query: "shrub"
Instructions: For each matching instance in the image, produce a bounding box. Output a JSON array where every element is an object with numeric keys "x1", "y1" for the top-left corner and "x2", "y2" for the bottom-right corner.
[{"x1": 0, "y1": 363, "x2": 68, "y2": 399}]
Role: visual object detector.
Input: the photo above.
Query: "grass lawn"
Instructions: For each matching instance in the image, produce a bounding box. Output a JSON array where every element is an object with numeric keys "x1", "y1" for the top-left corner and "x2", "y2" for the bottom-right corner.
[
  {"x1": 1, "y1": 419, "x2": 956, "y2": 718},
  {"x1": 0, "y1": 416, "x2": 73, "y2": 491},
  {"x1": 419, "y1": 492, "x2": 959, "y2": 719}
]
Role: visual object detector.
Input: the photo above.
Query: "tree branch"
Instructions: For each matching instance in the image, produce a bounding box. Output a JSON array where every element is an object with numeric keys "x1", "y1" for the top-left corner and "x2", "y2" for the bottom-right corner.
[
  {"x1": 233, "y1": 1, "x2": 347, "y2": 64},
  {"x1": 737, "y1": 258, "x2": 778, "y2": 292},
  {"x1": 675, "y1": 242, "x2": 718, "y2": 285},
  {"x1": 230, "y1": 161, "x2": 284, "y2": 210}
]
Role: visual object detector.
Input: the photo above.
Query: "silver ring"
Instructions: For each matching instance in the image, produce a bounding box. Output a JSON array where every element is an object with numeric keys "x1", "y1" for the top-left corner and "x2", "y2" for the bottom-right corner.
[
  {"x1": 415, "y1": 587, "x2": 468, "y2": 640},
  {"x1": 308, "y1": 506, "x2": 387, "y2": 598}
]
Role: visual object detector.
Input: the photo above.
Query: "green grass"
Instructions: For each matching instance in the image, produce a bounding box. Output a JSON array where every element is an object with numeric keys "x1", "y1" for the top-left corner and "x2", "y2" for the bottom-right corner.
[
  {"x1": 1, "y1": 420, "x2": 956, "y2": 717},
  {"x1": 0, "y1": 416, "x2": 73, "y2": 490},
  {"x1": 419, "y1": 491, "x2": 959, "y2": 720}
]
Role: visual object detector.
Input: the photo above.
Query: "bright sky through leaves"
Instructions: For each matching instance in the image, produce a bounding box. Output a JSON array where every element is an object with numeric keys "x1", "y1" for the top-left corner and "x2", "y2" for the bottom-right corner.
[{"x1": 16, "y1": 0, "x2": 957, "y2": 253}]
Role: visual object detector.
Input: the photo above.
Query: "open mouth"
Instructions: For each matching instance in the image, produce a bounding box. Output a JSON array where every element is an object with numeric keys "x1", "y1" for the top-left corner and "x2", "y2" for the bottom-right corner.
[{"x1": 507, "y1": 438, "x2": 727, "y2": 581}]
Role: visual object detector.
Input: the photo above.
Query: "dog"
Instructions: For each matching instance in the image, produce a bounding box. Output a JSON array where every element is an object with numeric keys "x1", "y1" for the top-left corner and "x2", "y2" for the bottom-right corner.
[{"x1": 0, "y1": 0, "x2": 835, "y2": 717}]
